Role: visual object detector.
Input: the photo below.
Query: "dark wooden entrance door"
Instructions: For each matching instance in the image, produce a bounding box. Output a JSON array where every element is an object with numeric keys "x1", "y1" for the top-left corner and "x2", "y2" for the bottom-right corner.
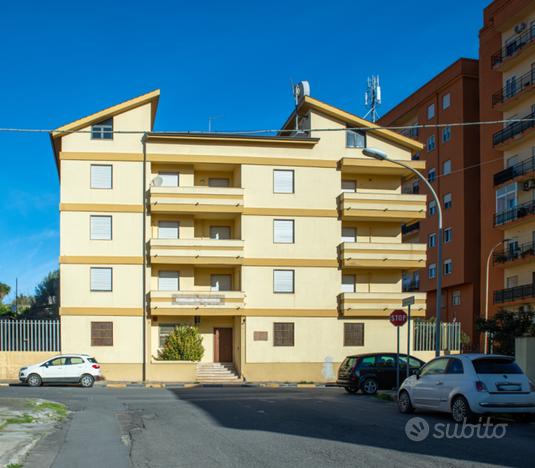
[{"x1": 214, "y1": 328, "x2": 233, "y2": 363}]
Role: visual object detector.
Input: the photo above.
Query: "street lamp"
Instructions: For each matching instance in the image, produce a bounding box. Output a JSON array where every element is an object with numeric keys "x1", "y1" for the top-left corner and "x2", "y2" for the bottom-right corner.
[{"x1": 363, "y1": 147, "x2": 444, "y2": 357}]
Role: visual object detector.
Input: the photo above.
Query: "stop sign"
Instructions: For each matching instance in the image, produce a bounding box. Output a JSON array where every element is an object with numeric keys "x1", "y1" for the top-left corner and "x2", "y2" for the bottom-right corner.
[{"x1": 390, "y1": 309, "x2": 408, "y2": 327}]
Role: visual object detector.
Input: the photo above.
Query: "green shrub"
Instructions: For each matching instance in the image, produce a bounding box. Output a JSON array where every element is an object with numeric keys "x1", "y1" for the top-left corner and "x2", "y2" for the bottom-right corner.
[{"x1": 157, "y1": 325, "x2": 204, "y2": 361}]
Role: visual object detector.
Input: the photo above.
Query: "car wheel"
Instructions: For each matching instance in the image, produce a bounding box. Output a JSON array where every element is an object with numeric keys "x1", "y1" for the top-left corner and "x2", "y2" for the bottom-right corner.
[
  {"x1": 27, "y1": 373, "x2": 42, "y2": 387},
  {"x1": 451, "y1": 396, "x2": 473, "y2": 423},
  {"x1": 361, "y1": 378, "x2": 378, "y2": 395},
  {"x1": 398, "y1": 390, "x2": 414, "y2": 414},
  {"x1": 80, "y1": 374, "x2": 95, "y2": 388},
  {"x1": 344, "y1": 386, "x2": 358, "y2": 394}
]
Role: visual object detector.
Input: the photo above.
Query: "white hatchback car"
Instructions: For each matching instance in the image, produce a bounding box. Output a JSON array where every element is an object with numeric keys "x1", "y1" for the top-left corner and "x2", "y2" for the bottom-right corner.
[
  {"x1": 19, "y1": 354, "x2": 101, "y2": 388},
  {"x1": 398, "y1": 354, "x2": 535, "y2": 423}
]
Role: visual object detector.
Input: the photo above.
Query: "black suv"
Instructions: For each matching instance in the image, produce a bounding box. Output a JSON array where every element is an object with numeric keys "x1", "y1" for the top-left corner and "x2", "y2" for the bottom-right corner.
[{"x1": 337, "y1": 353, "x2": 425, "y2": 394}]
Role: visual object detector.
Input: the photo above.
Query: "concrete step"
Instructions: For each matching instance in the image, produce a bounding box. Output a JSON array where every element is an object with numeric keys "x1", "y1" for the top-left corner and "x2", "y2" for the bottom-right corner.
[{"x1": 196, "y1": 362, "x2": 241, "y2": 382}]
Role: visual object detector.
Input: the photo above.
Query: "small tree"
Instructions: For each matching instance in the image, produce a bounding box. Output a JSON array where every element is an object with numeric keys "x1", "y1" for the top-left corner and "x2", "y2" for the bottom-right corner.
[{"x1": 157, "y1": 325, "x2": 204, "y2": 361}]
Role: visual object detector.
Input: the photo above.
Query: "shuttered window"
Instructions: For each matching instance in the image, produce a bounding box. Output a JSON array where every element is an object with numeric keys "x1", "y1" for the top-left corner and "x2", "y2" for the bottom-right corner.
[
  {"x1": 159, "y1": 324, "x2": 179, "y2": 347},
  {"x1": 273, "y1": 219, "x2": 294, "y2": 243},
  {"x1": 90, "y1": 165, "x2": 112, "y2": 189},
  {"x1": 344, "y1": 323, "x2": 364, "y2": 346},
  {"x1": 159, "y1": 172, "x2": 179, "y2": 187},
  {"x1": 273, "y1": 322, "x2": 294, "y2": 346},
  {"x1": 158, "y1": 221, "x2": 179, "y2": 239},
  {"x1": 158, "y1": 271, "x2": 179, "y2": 291},
  {"x1": 90, "y1": 267, "x2": 112, "y2": 291},
  {"x1": 341, "y1": 275, "x2": 355, "y2": 293},
  {"x1": 91, "y1": 322, "x2": 113, "y2": 346},
  {"x1": 273, "y1": 270, "x2": 294, "y2": 293},
  {"x1": 341, "y1": 227, "x2": 356, "y2": 242},
  {"x1": 273, "y1": 170, "x2": 294, "y2": 193},
  {"x1": 90, "y1": 216, "x2": 112, "y2": 240}
]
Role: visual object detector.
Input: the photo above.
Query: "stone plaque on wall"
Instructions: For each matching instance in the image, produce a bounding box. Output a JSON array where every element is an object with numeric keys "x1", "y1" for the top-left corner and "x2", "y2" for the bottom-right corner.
[{"x1": 253, "y1": 331, "x2": 268, "y2": 341}]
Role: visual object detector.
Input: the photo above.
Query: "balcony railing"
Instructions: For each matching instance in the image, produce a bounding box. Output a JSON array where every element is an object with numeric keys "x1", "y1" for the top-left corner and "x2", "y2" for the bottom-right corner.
[
  {"x1": 402, "y1": 185, "x2": 420, "y2": 194},
  {"x1": 493, "y1": 240, "x2": 535, "y2": 264},
  {"x1": 493, "y1": 111, "x2": 535, "y2": 147},
  {"x1": 402, "y1": 222, "x2": 420, "y2": 235},
  {"x1": 494, "y1": 199, "x2": 535, "y2": 226},
  {"x1": 402, "y1": 279, "x2": 420, "y2": 292},
  {"x1": 492, "y1": 69, "x2": 535, "y2": 107},
  {"x1": 494, "y1": 155, "x2": 535, "y2": 185},
  {"x1": 491, "y1": 26, "x2": 535, "y2": 68},
  {"x1": 494, "y1": 283, "x2": 535, "y2": 304}
]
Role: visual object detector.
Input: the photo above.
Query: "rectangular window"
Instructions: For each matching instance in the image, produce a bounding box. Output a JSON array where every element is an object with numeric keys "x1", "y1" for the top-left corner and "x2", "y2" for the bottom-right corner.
[
  {"x1": 273, "y1": 322, "x2": 294, "y2": 346},
  {"x1": 341, "y1": 179, "x2": 357, "y2": 193},
  {"x1": 428, "y1": 233, "x2": 436, "y2": 248},
  {"x1": 91, "y1": 321, "x2": 113, "y2": 346},
  {"x1": 159, "y1": 324, "x2": 178, "y2": 347},
  {"x1": 444, "y1": 227, "x2": 453, "y2": 243},
  {"x1": 158, "y1": 221, "x2": 179, "y2": 239},
  {"x1": 273, "y1": 170, "x2": 294, "y2": 194},
  {"x1": 444, "y1": 259, "x2": 453, "y2": 275},
  {"x1": 344, "y1": 323, "x2": 364, "y2": 346},
  {"x1": 273, "y1": 270, "x2": 294, "y2": 293},
  {"x1": 90, "y1": 215, "x2": 112, "y2": 240},
  {"x1": 341, "y1": 227, "x2": 356, "y2": 242},
  {"x1": 427, "y1": 134, "x2": 436, "y2": 152},
  {"x1": 429, "y1": 200, "x2": 437, "y2": 215},
  {"x1": 90, "y1": 164, "x2": 112, "y2": 189},
  {"x1": 346, "y1": 129, "x2": 366, "y2": 148},
  {"x1": 442, "y1": 126, "x2": 451, "y2": 143},
  {"x1": 444, "y1": 193, "x2": 452, "y2": 209},
  {"x1": 91, "y1": 118, "x2": 113, "y2": 140},
  {"x1": 496, "y1": 183, "x2": 517, "y2": 212},
  {"x1": 506, "y1": 275, "x2": 518, "y2": 288},
  {"x1": 210, "y1": 226, "x2": 231, "y2": 240},
  {"x1": 90, "y1": 267, "x2": 112, "y2": 292},
  {"x1": 273, "y1": 219, "x2": 295, "y2": 244},
  {"x1": 428, "y1": 168, "x2": 436, "y2": 182},
  {"x1": 427, "y1": 103, "x2": 435, "y2": 120},
  {"x1": 428, "y1": 263, "x2": 436, "y2": 279},
  {"x1": 452, "y1": 290, "x2": 461, "y2": 306},
  {"x1": 211, "y1": 274, "x2": 232, "y2": 291},
  {"x1": 443, "y1": 160, "x2": 452, "y2": 175},
  {"x1": 341, "y1": 274, "x2": 355, "y2": 293},
  {"x1": 158, "y1": 271, "x2": 179, "y2": 291},
  {"x1": 442, "y1": 93, "x2": 451, "y2": 109},
  {"x1": 159, "y1": 172, "x2": 179, "y2": 187}
]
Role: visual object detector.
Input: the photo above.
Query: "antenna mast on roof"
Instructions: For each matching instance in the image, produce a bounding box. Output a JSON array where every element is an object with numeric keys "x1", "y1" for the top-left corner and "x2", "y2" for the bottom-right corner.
[{"x1": 363, "y1": 75, "x2": 381, "y2": 123}]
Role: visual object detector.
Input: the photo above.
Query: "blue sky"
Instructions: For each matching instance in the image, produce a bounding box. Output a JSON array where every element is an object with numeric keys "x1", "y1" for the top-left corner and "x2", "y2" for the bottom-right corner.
[{"x1": 0, "y1": 0, "x2": 490, "y2": 298}]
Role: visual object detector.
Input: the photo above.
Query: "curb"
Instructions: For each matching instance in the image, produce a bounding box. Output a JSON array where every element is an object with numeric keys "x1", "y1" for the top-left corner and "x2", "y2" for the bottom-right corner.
[{"x1": 93, "y1": 382, "x2": 339, "y2": 389}]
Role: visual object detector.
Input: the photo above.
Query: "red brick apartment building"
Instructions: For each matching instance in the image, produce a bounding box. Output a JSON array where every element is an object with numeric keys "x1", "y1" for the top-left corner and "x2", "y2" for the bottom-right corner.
[{"x1": 379, "y1": 59, "x2": 481, "y2": 347}]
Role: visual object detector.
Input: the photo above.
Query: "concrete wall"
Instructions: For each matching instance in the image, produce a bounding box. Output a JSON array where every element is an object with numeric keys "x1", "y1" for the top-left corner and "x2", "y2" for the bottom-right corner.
[
  {"x1": 515, "y1": 336, "x2": 535, "y2": 382},
  {"x1": 0, "y1": 352, "x2": 57, "y2": 380}
]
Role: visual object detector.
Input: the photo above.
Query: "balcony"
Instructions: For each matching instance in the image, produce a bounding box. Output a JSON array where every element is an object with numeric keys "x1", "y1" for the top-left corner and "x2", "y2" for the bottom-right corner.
[
  {"x1": 493, "y1": 283, "x2": 535, "y2": 305},
  {"x1": 494, "y1": 156, "x2": 535, "y2": 186},
  {"x1": 337, "y1": 192, "x2": 426, "y2": 223},
  {"x1": 491, "y1": 26, "x2": 535, "y2": 71},
  {"x1": 149, "y1": 238, "x2": 244, "y2": 266},
  {"x1": 337, "y1": 292, "x2": 426, "y2": 317},
  {"x1": 402, "y1": 279, "x2": 420, "y2": 292},
  {"x1": 338, "y1": 242, "x2": 426, "y2": 269},
  {"x1": 339, "y1": 157, "x2": 425, "y2": 177},
  {"x1": 150, "y1": 186, "x2": 244, "y2": 214},
  {"x1": 492, "y1": 111, "x2": 535, "y2": 148},
  {"x1": 150, "y1": 290, "x2": 246, "y2": 315},
  {"x1": 493, "y1": 240, "x2": 535, "y2": 265},
  {"x1": 494, "y1": 199, "x2": 535, "y2": 227},
  {"x1": 402, "y1": 222, "x2": 420, "y2": 235},
  {"x1": 492, "y1": 69, "x2": 535, "y2": 110}
]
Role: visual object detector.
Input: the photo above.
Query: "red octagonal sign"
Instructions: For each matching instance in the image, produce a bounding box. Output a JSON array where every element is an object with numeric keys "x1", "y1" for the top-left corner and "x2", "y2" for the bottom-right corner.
[{"x1": 390, "y1": 309, "x2": 408, "y2": 327}]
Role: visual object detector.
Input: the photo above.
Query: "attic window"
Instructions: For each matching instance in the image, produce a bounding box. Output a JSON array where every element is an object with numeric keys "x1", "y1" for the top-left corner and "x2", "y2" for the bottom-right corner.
[
  {"x1": 91, "y1": 118, "x2": 113, "y2": 140},
  {"x1": 346, "y1": 129, "x2": 366, "y2": 148}
]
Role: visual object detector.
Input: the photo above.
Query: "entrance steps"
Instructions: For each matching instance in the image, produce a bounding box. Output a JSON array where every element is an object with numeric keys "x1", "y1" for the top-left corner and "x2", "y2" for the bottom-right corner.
[{"x1": 196, "y1": 362, "x2": 241, "y2": 383}]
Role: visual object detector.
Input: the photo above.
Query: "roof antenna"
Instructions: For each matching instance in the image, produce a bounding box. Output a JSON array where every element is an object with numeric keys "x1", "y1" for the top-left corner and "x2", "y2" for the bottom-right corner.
[
  {"x1": 363, "y1": 75, "x2": 381, "y2": 122},
  {"x1": 292, "y1": 81, "x2": 311, "y2": 133},
  {"x1": 208, "y1": 115, "x2": 224, "y2": 133}
]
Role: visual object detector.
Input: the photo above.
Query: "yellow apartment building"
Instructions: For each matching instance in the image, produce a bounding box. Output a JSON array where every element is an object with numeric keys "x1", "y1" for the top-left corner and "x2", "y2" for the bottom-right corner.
[{"x1": 51, "y1": 89, "x2": 427, "y2": 382}]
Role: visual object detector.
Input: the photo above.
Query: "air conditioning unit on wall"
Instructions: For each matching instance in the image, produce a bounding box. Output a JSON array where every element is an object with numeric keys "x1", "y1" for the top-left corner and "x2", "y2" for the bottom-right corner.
[{"x1": 522, "y1": 179, "x2": 535, "y2": 191}]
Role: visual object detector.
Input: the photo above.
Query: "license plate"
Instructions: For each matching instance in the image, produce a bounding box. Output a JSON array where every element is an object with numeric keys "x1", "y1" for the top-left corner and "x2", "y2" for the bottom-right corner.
[{"x1": 496, "y1": 383, "x2": 521, "y2": 391}]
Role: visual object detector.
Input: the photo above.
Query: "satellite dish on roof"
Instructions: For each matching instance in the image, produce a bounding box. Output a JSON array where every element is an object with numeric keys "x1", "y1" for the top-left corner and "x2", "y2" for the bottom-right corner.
[
  {"x1": 152, "y1": 176, "x2": 163, "y2": 187},
  {"x1": 293, "y1": 81, "x2": 310, "y2": 104}
]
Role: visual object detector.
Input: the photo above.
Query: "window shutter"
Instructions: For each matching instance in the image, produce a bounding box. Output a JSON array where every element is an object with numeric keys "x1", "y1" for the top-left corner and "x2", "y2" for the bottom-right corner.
[
  {"x1": 91, "y1": 165, "x2": 112, "y2": 189},
  {"x1": 341, "y1": 227, "x2": 356, "y2": 242},
  {"x1": 158, "y1": 271, "x2": 179, "y2": 291},
  {"x1": 160, "y1": 172, "x2": 179, "y2": 187},
  {"x1": 273, "y1": 220, "x2": 294, "y2": 243},
  {"x1": 273, "y1": 322, "x2": 294, "y2": 346},
  {"x1": 344, "y1": 323, "x2": 364, "y2": 346},
  {"x1": 274, "y1": 270, "x2": 294, "y2": 293},
  {"x1": 341, "y1": 275, "x2": 355, "y2": 293},
  {"x1": 90, "y1": 216, "x2": 112, "y2": 240},
  {"x1": 90, "y1": 268, "x2": 112, "y2": 291},
  {"x1": 273, "y1": 170, "x2": 294, "y2": 193},
  {"x1": 158, "y1": 221, "x2": 179, "y2": 239},
  {"x1": 91, "y1": 322, "x2": 113, "y2": 346}
]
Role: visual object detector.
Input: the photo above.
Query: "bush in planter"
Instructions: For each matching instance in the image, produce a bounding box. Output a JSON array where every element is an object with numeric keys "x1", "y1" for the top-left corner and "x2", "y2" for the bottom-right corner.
[{"x1": 158, "y1": 325, "x2": 204, "y2": 361}]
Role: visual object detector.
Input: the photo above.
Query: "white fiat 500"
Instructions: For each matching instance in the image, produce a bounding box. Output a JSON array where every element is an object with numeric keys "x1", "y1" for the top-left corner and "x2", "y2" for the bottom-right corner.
[
  {"x1": 398, "y1": 354, "x2": 535, "y2": 423},
  {"x1": 19, "y1": 354, "x2": 101, "y2": 388}
]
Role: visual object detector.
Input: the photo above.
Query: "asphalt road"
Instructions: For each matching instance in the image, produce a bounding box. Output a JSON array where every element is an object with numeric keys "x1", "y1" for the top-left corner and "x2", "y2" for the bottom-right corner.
[{"x1": 1, "y1": 385, "x2": 534, "y2": 468}]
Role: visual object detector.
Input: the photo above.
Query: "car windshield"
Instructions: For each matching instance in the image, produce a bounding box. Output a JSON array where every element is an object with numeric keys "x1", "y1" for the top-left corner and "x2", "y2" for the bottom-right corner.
[
  {"x1": 472, "y1": 358, "x2": 522, "y2": 374},
  {"x1": 88, "y1": 357, "x2": 98, "y2": 363}
]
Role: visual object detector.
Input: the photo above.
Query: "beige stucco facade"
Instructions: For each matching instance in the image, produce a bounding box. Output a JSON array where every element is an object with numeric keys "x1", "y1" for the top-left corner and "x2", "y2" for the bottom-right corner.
[{"x1": 53, "y1": 90, "x2": 427, "y2": 382}]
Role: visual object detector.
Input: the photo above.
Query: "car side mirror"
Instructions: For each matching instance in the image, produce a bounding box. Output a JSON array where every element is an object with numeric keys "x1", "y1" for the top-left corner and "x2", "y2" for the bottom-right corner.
[{"x1": 42, "y1": 363, "x2": 49, "y2": 368}]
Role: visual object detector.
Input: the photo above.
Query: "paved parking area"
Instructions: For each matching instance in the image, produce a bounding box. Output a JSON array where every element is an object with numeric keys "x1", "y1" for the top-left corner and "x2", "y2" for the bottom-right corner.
[{"x1": 1, "y1": 385, "x2": 534, "y2": 467}]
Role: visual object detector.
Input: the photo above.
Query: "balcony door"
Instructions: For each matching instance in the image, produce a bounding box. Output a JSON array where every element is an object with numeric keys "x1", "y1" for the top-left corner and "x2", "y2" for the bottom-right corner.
[
  {"x1": 210, "y1": 226, "x2": 231, "y2": 240},
  {"x1": 214, "y1": 328, "x2": 233, "y2": 363},
  {"x1": 211, "y1": 274, "x2": 232, "y2": 291}
]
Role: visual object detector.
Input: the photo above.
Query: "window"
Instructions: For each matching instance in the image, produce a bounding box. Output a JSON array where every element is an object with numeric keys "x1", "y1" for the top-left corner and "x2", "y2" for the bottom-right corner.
[
  {"x1": 91, "y1": 164, "x2": 112, "y2": 189},
  {"x1": 273, "y1": 219, "x2": 294, "y2": 243},
  {"x1": 341, "y1": 227, "x2": 356, "y2": 242},
  {"x1": 428, "y1": 168, "x2": 436, "y2": 182},
  {"x1": 341, "y1": 274, "x2": 355, "y2": 293},
  {"x1": 346, "y1": 129, "x2": 366, "y2": 148},
  {"x1": 273, "y1": 270, "x2": 294, "y2": 293},
  {"x1": 90, "y1": 216, "x2": 112, "y2": 240},
  {"x1": 442, "y1": 126, "x2": 451, "y2": 143},
  {"x1": 69, "y1": 357, "x2": 84, "y2": 365},
  {"x1": 444, "y1": 193, "x2": 452, "y2": 209},
  {"x1": 91, "y1": 321, "x2": 113, "y2": 346},
  {"x1": 273, "y1": 322, "x2": 294, "y2": 346},
  {"x1": 46, "y1": 357, "x2": 67, "y2": 366},
  {"x1": 447, "y1": 358, "x2": 464, "y2": 374},
  {"x1": 159, "y1": 324, "x2": 179, "y2": 347},
  {"x1": 91, "y1": 118, "x2": 113, "y2": 140},
  {"x1": 341, "y1": 180, "x2": 357, "y2": 193},
  {"x1": 208, "y1": 178, "x2": 229, "y2": 187},
  {"x1": 398, "y1": 356, "x2": 422, "y2": 369},
  {"x1": 506, "y1": 275, "x2": 518, "y2": 288},
  {"x1": 505, "y1": 76, "x2": 517, "y2": 99},
  {"x1": 158, "y1": 271, "x2": 179, "y2": 291},
  {"x1": 442, "y1": 93, "x2": 451, "y2": 109},
  {"x1": 444, "y1": 227, "x2": 453, "y2": 243},
  {"x1": 273, "y1": 170, "x2": 294, "y2": 194},
  {"x1": 444, "y1": 259, "x2": 453, "y2": 275},
  {"x1": 210, "y1": 226, "x2": 231, "y2": 240},
  {"x1": 428, "y1": 263, "x2": 436, "y2": 279},
  {"x1": 452, "y1": 290, "x2": 461, "y2": 306},
  {"x1": 420, "y1": 358, "x2": 449, "y2": 377},
  {"x1": 158, "y1": 221, "x2": 179, "y2": 239},
  {"x1": 159, "y1": 172, "x2": 179, "y2": 187},
  {"x1": 90, "y1": 267, "x2": 112, "y2": 292},
  {"x1": 211, "y1": 274, "x2": 232, "y2": 291},
  {"x1": 377, "y1": 354, "x2": 395, "y2": 367},
  {"x1": 443, "y1": 160, "x2": 452, "y2": 175},
  {"x1": 344, "y1": 323, "x2": 364, "y2": 346},
  {"x1": 427, "y1": 134, "x2": 436, "y2": 152},
  {"x1": 428, "y1": 233, "x2": 436, "y2": 248},
  {"x1": 427, "y1": 103, "x2": 435, "y2": 120},
  {"x1": 429, "y1": 200, "x2": 437, "y2": 215},
  {"x1": 472, "y1": 358, "x2": 522, "y2": 374},
  {"x1": 496, "y1": 183, "x2": 517, "y2": 213}
]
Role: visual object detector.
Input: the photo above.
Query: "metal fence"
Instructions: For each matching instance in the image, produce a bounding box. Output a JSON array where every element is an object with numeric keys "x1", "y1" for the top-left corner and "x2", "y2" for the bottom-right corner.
[
  {"x1": 413, "y1": 320, "x2": 461, "y2": 351},
  {"x1": 0, "y1": 320, "x2": 61, "y2": 352}
]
